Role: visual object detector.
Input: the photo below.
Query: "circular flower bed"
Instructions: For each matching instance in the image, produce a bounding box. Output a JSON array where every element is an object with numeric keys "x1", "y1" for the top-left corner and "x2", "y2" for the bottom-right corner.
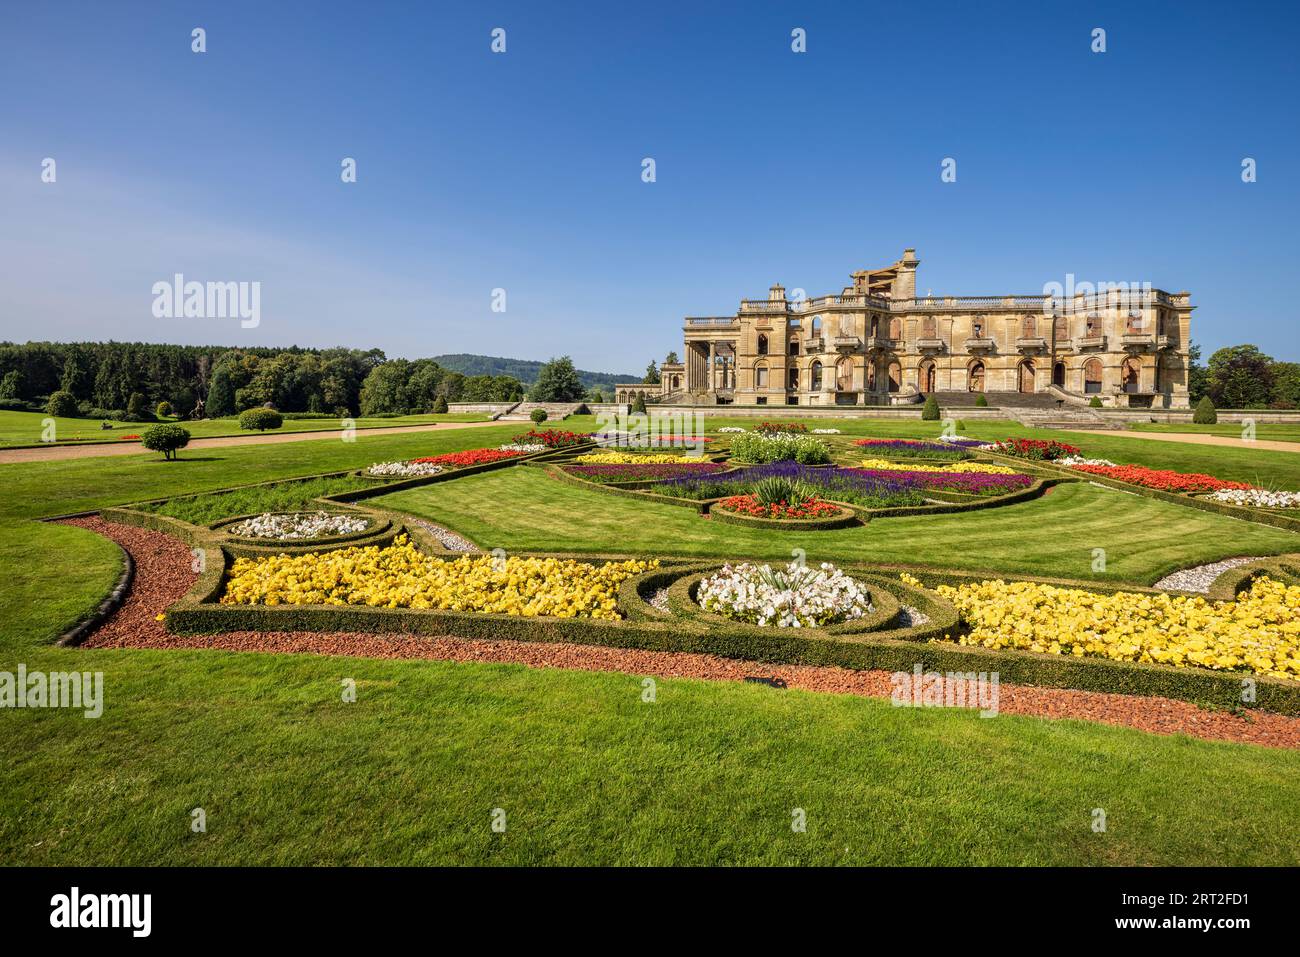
[
  {"x1": 366, "y1": 460, "x2": 444, "y2": 478},
  {"x1": 221, "y1": 535, "x2": 657, "y2": 619},
  {"x1": 697, "y1": 561, "x2": 873, "y2": 627},
  {"x1": 715, "y1": 494, "x2": 840, "y2": 519},
  {"x1": 1204, "y1": 488, "x2": 1300, "y2": 509},
  {"x1": 226, "y1": 511, "x2": 371, "y2": 541}
]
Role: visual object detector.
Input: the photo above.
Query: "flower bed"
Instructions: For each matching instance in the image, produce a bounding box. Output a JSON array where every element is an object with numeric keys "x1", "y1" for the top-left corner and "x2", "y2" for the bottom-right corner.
[
  {"x1": 935, "y1": 437, "x2": 989, "y2": 449},
  {"x1": 857, "y1": 458, "x2": 1022, "y2": 475},
  {"x1": 697, "y1": 561, "x2": 873, "y2": 627},
  {"x1": 714, "y1": 494, "x2": 841, "y2": 519},
  {"x1": 811, "y1": 428, "x2": 841, "y2": 434},
  {"x1": 655, "y1": 461, "x2": 928, "y2": 508},
  {"x1": 498, "y1": 442, "x2": 547, "y2": 453},
  {"x1": 1057, "y1": 455, "x2": 1117, "y2": 467},
  {"x1": 366, "y1": 460, "x2": 445, "y2": 478},
  {"x1": 936, "y1": 576, "x2": 1300, "y2": 681},
  {"x1": 119, "y1": 433, "x2": 141, "y2": 440},
  {"x1": 1204, "y1": 488, "x2": 1300, "y2": 509},
  {"x1": 594, "y1": 432, "x2": 711, "y2": 449},
  {"x1": 221, "y1": 535, "x2": 656, "y2": 619},
  {"x1": 563, "y1": 462, "x2": 728, "y2": 484},
  {"x1": 226, "y1": 511, "x2": 371, "y2": 541},
  {"x1": 853, "y1": 438, "x2": 972, "y2": 459},
  {"x1": 1068, "y1": 463, "x2": 1254, "y2": 494},
  {"x1": 717, "y1": 426, "x2": 746, "y2": 433},
  {"x1": 729, "y1": 431, "x2": 831, "y2": 465},
  {"x1": 988, "y1": 438, "x2": 1080, "y2": 461},
  {"x1": 410, "y1": 448, "x2": 527, "y2": 467},
  {"x1": 511, "y1": 428, "x2": 589, "y2": 449},
  {"x1": 573, "y1": 451, "x2": 688, "y2": 465},
  {"x1": 753, "y1": 421, "x2": 807, "y2": 434},
  {"x1": 845, "y1": 467, "x2": 1035, "y2": 496}
]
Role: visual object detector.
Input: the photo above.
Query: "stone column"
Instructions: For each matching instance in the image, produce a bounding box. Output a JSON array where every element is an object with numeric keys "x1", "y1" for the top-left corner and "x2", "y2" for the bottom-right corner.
[{"x1": 708, "y1": 342, "x2": 716, "y2": 391}]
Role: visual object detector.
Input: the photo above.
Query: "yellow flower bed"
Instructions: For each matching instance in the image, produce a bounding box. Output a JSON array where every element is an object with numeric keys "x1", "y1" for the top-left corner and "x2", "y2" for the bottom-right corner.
[
  {"x1": 858, "y1": 458, "x2": 1020, "y2": 475},
  {"x1": 933, "y1": 576, "x2": 1300, "y2": 681},
  {"x1": 221, "y1": 535, "x2": 657, "y2": 619},
  {"x1": 573, "y1": 451, "x2": 686, "y2": 464}
]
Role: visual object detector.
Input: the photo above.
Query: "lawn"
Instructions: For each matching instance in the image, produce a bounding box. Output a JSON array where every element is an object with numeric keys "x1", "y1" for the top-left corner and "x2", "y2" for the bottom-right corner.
[
  {"x1": 373, "y1": 465, "x2": 1300, "y2": 583},
  {"x1": 1128, "y1": 421, "x2": 1300, "y2": 443},
  {"x1": 4, "y1": 417, "x2": 1300, "y2": 866},
  {"x1": 0, "y1": 409, "x2": 489, "y2": 447}
]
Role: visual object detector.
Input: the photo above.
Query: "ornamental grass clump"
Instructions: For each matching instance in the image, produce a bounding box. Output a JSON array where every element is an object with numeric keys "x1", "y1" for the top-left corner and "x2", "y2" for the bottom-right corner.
[
  {"x1": 697, "y1": 561, "x2": 873, "y2": 627},
  {"x1": 221, "y1": 535, "x2": 656, "y2": 619},
  {"x1": 937, "y1": 576, "x2": 1300, "y2": 681}
]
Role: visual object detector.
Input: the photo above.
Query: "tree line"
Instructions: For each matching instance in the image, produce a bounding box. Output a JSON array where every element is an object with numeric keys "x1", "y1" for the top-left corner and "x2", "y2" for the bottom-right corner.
[
  {"x1": 0, "y1": 342, "x2": 525, "y2": 418},
  {"x1": 1188, "y1": 343, "x2": 1299, "y2": 409}
]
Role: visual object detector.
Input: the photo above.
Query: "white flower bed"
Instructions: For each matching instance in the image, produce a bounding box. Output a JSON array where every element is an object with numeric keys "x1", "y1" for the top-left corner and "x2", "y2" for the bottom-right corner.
[
  {"x1": 498, "y1": 443, "x2": 546, "y2": 453},
  {"x1": 228, "y1": 511, "x2": 371, "y2": 540},
  {"x1": 697, "y1": 561, "x2": 873, "y2": 627},
  {"x1": 1205, "y1": 488, "x2": 1300, "y2": 509},
  {"x1": 366, "y1": 460, "x2": 444, "y2": 477},
  {"x1": 1058, "y1": 455, "x2": 1117, "y2": 467},
  {"x1": 717, "y1": 427, "x2": 746, "y2": 433},
  {"x1": 811, "y1": 428, "x2": 841, "y2": 434}
]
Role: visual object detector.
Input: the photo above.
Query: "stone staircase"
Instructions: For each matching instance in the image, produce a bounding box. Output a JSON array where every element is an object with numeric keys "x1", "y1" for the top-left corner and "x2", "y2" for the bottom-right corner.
[
  {"x1": 928, "y1": 391, "x2": 1118, "y2": 429},
  {"x1": 497, "y1": 401, "x2": 588, "y2": 422}
]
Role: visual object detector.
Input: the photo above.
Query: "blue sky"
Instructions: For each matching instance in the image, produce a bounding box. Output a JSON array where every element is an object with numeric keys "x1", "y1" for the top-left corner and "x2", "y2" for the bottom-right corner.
[{"x1": 2, "y1": 0, "x2": 1296, "y2": 369}]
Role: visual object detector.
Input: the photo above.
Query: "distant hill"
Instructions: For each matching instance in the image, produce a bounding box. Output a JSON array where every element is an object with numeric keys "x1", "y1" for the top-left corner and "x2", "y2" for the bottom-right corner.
[{"x1": 431, "y1": 354, "x2": 642, "y2": 389}]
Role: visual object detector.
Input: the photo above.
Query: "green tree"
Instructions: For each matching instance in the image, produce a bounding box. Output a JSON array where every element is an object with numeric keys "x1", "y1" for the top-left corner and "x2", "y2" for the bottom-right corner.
[
  {"x1": 530, "y1": 407, "x2": 549, "y2": 425},
  {"x1": 631, "y1": 392, "x2": 648, "y2": 414},
  {"x1": 1192, "y1": 396, "x2": 1217, "y2": 424},
  {"x1": 643, "y1": 360, "x2": 660, "y2": 384},
  {"x1": 433, "y1": 395, "x2": 449, "y2": 414},
  {"x1": 60, "y1": 355, "x2": 90, "y2": 399},
  {"x1": 665, "y1": 351, "x2": 679, "y2": 365},
  {"x1": 530, "y1": 356, "x2": 584, "y2": 402},
  {"x1": 205, "y1": 356, "x2": 242, "y2": 416},
  {"x1": 0, "y1": 370, "x2": 22, "y2": 400},
  {"x1": 46, "y1": 390, "x2": 78, "y2": 418},
  {"x1": 921, "y1": 394, "x2": 940, "y2": 420},
  {"x1": 1186, "y1": 341, "x2": 1210, "y2": 403},
  {"x1": 1207, "y1": 345, "x2": 1273, "y2": 408},
  {"x1": 126, "y1": 392, "x2": 151, "y2": 421},
  {"x1": 1269, "y1": 361, "x2": 1300, "y2": 408},
  {"x1": 141, "y1": 423, "x2": 191, "y2": 460}
]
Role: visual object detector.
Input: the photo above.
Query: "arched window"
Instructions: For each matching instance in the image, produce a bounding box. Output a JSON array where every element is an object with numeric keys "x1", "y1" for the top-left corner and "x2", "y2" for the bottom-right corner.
[
  {"x1": 671, "y1": 375, "x2": 680, "y2": 390},
  {"x1": 757, "y1": 334, "x2": 768, "y2": 356},
  {"x1": 1021, "y1": 316, "x2": 1036, "y2": 339},
  {"x1": 1122, "y1": 357, "x2": 1141, "y2": 393},
  {"x1": 755, "y1": 363, "x2": 768, "y2": 388},
  {"x1": 1018, "y1": 359, "x2": 1035, "y2": 393},
  {"x1": 812, "y1": 316, "x2": 822, "y2": 335},
  {"x1": 887, "y1": 360, "x2": 901, "y2": 392},
  {"x1": 968, "y1": 360, "x2": 985, "y2": 393},
  {"x1": 1052, "y1": 362, "x2": 1065, "y2": 388},
  {"x1": 835, "y1": 356, "x2": 854, "y2": 391},
  {"x1": 919, "y1": 359, "x2": 936, "y2": 393},
  {"x1": 870, "y1": 315, "x2": 879, "y2": 337},
  {"x1": 810, "y1": 361, "x2": 823, "y2": 391},
  {"x1": 1083, "y1": 358, "x2": 1102, "y2": 394}
]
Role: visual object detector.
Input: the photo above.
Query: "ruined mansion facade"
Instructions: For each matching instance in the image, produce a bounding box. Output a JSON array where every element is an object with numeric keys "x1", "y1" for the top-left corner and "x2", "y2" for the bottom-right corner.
[{"x1": 638, "y1": 249, "x2": 1192, "y2": 410}]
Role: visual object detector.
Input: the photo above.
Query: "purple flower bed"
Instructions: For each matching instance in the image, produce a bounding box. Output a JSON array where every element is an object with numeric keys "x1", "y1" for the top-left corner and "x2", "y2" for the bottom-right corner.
[
  {"x1": 654, "y1": 461, "x2": 930, "y2": 507},
  {"x1": 846, "y1": 467, "x2": 1034, "y2": 496},
  {"x1": 852, "y1": 438, "x2": 973, "y2": 458},
  {"x1": 564, "y1": 462, "x2": 729, "y2": 484},
  {"x1": 935, "y1": 438, "x2": 988, "y2": 449}
]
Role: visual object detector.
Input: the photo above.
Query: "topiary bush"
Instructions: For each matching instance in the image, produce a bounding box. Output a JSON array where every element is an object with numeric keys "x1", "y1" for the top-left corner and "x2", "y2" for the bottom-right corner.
[
  {"x1": 1193, "y1": 396, "x2": 1217, "y2": 424},
  {"x1": 45, "y1": 390, "x2": 78, "y2": 418},
  {"x1": 1089, "y1": 396, "x2": 1103, "y2": 408},
  {"x1": 141, "y1": 423, "x2": 191, "y2": 460},
  {"x1": 126, "y1": 392, "x2": 153, "y2": 421},
  {"x1": 921, "y1": 394, "x2": 940, "y2": 420},
  {"x1": 530, "y1": 408, "x2": 549, "y2": 425},
  {"x1": 156, "y1": 400, "x2": 173, "y2": 418},
  {"x1": 238, "y1": 408, "x2": 284, "y2": 431},
  {"x1": 432, "y1": 395, "x2": 449, "y2": 414},
  {"x1": 632, "y1": 392, "x2": 648, "y2": 414},
  {"x1": 974, "y1": 393, "x2": 988, "y2": 407}
]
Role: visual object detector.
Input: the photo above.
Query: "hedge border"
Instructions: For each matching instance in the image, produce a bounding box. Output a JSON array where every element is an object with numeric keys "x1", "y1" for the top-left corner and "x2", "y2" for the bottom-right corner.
[
  {"x1": 56, "y1": 540, "x2": 134, "y2": 647},
  {"x1": 705, "y1": 501, "x2": 860, "y2": 531}
]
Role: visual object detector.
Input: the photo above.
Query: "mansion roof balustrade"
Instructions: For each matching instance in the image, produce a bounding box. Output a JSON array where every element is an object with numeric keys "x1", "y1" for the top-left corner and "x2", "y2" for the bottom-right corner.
[
  {"x1": 683, "y1": 317, "x2": 739, "y2": 330},
  {"x1": 734, "y1": 289, "x2": 1188, "y2": 317}
]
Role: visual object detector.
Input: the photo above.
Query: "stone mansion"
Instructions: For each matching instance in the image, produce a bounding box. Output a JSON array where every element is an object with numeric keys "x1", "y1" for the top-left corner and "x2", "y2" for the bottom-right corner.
[{"x1": 631, "y1": 248, "x2": 1193, "y2": 410}]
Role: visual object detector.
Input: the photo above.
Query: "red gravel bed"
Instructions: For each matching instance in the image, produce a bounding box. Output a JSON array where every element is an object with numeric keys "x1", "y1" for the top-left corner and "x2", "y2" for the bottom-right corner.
[{"x1": 62, "y1": 516, "x2": 1300, "y2": 750}]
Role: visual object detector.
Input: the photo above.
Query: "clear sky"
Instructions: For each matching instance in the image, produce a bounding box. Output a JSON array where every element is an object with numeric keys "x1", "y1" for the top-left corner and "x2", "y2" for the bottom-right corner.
[{"x1": 2, "y1": 0, "x2": 1296, "y2": 369}]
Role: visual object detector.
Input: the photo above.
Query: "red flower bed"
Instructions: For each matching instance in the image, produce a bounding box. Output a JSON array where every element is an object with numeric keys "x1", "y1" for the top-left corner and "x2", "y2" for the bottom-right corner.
[
  {"x1": 119, "y1": 434, "x2": 141, "y2": 440},
  {"x1": 1070, "y1": 463, "x2": 1255, "y2": 494},
  {"x1": 716, "y1": 494, "x2": 840, "y2": 519},
  {"x1": 512, "y1": 428, "x2": 589, "y2": 448},
  {"x1": 410, "y1": 448, "x2": 526, "y2": 468},
  {"x1": 990, "y1": 438, "x2": 1080, "y2": 461},
  {"x1": 753, "y1": 421, "x2": 807, "y2": 434}
]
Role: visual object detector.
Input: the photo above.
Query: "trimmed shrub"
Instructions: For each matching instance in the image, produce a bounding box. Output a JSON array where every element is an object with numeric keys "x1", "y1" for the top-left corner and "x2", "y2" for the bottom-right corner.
[
  {"x1": 45, "y1": 390, "x2": 78, "y2": 418},
  {"x1": 1089, "y1": 396, "x2": 1103, "y2": 408},
  {"x1": 126, "y1": 392, "x2": 153, "y2": 421},
  {"x1": 974, "y1": 394, "x2": 988, "y2": 407},
  {"x1": 631, "y1": 392, "x2": 648, "y2": 414},
  {"x1": 0, "y1": 397, "x2": 29, "y2": 411},
  {"x1": 141, "y1": 423, "x2": 191, "y2": 460},
  {"x1": 1193, "y1": 396, "x2": 1217, "y2": 424},
  {"x1": 432, "y1": 395, "x2": 449, "y2": 414},
  {"x1": 530, "y1": 408, "x2": 549, "y2": 425},
  {"x1": 156, "y1": 400, "x2": 173, "y2": 418},
  {"x1": 238, "y1": 408, "x2": 284, "y2": 431},
  {"x1": 921, "y1": 394, "x2": 940, "y2": 420}
]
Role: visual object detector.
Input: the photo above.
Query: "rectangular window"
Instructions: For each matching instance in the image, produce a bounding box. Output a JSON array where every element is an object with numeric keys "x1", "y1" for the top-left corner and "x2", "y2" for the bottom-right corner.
[
  {"x1": 756, "y1": 367, "x2": 767, "y2": 387},
  {"x1": 756, "y1": 396, "x2": 767, "y2": 405}
]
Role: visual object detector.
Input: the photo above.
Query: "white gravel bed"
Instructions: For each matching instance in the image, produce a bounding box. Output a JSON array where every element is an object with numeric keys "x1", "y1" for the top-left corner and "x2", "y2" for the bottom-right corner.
[
  {"x1": 407, "y1": 519, "x2": 478, "y2": 553},
  {"x1": 1153, "y1": 557, "x2": 1269, "y2": 594}
]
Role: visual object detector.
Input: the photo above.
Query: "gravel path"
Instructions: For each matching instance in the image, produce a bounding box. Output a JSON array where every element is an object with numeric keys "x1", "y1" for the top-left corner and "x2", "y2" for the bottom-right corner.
[
  {"x1": 1154, "y1": 556, "x2": 1269, "y2": 594},
  {"x1": 0, "y1": 420, "x2": 500, "y2": 464},
  {"x1": 61, "y1": 517, "x2": 1300, "y2": 749},
  {"x1": 406, "y1": 519, "x2": 478, "y2": 552},
  {"x1": 1055, "y1": 429, "x2": 1300, "y2": 454}
]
